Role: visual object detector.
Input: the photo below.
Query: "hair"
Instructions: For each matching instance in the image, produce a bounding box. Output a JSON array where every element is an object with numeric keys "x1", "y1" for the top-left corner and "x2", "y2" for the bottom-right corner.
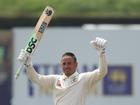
[{"x1": 62, "y1": 52, "x2": 77, "y2": 62}]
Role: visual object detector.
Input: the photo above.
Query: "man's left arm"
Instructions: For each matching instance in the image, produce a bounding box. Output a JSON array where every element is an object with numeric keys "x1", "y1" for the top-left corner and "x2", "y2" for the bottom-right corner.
[
  {"x1": 84, "y1": 37, "x2": 108, "y2": 88},
  {"x1": 94, "y1": 52, "x2": 108, "y2": 82}
]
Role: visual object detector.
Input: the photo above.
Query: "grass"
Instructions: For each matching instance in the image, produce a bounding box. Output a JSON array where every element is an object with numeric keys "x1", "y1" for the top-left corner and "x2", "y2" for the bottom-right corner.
[{"x1": 0, "y1": 0, "x2": 140, "y2": 18}]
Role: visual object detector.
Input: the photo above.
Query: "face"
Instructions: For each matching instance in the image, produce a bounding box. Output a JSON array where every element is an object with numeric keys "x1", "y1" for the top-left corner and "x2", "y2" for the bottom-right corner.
[{"x1": 61, "y1": 55, "x2": 77, "y2": 77}]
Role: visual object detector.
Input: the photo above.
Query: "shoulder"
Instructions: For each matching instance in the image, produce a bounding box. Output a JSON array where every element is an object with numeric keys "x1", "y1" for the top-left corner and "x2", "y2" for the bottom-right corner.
[
  {"x1": 39, "y1": 74, "x2": 61, "y2": 81},
  {"x1": 79, "y1": 71, "x2": 97, "y2": 78},
  {"x1": 79, "y1": 72, "x2": 90, "y2": 76},
  {"x1": 79, "y1": 72, "x2": 89, "y2": 79}
]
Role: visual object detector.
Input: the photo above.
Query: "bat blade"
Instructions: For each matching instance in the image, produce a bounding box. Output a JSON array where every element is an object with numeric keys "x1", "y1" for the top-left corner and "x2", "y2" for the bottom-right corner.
[
  {"x1": 35, "y1": 6, "x2": 54, "y2": 40},
  {"x1": 25, "y1": 6, "x2": 54, "y2": 56},
  {"x1": 15, "y1": 6, "x2": 54, "y2": 79}
]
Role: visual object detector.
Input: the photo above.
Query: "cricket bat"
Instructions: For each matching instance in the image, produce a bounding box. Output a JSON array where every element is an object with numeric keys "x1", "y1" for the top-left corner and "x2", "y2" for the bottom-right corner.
[{"x1": 15, "y1": 6, "x2": 54, "y2": 79}]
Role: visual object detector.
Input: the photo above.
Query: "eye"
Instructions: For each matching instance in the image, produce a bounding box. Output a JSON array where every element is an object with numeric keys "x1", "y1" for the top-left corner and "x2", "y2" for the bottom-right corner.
[{"x1": 62, "y1": 62, "x2": 66, "y2": 65}]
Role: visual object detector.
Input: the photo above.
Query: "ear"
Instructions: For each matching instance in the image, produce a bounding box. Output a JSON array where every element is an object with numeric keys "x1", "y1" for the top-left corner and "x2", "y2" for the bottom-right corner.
[{"x1": 75, "y1": 62, "x2": 78, "y2": 68}]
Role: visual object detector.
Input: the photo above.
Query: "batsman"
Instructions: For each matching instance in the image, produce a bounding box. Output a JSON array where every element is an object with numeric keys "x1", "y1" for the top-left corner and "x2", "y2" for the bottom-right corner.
[{"x1": 18, "y1": 37, "x2": 108, "y2": 105}]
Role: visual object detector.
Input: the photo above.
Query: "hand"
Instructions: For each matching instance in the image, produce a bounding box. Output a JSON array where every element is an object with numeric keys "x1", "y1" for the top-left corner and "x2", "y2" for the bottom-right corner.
[
  {"x1": 17, "y1": 49, "x2": 32, "y2": 67},
  {"x1": 90, "y1": 37, "x2": 107, "y2": 55}
]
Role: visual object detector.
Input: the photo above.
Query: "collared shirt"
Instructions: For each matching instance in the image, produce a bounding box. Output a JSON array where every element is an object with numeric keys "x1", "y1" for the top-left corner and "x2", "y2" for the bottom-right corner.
[
  {"x1": 60, "y1": 71, "x2": 79, "y2": 87},
  {"x1": 27, "y1": 66, "x2": 107, "y2": 105}
]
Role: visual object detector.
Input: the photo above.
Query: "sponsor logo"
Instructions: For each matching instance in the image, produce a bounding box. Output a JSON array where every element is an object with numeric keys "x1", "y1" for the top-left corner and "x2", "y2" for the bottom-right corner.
[
  {"x1": 45, "y1": 9, "x2": 52, "y2": 16},
  {"x1": 26, "y1": 37, "x2": 37, "y2": 54},
  {"x1": 39, "y1": 22, "x2": 47, "y2": 33},
  {"x1": 103, "y1": 65, "x2": 132, "y2": 95}
]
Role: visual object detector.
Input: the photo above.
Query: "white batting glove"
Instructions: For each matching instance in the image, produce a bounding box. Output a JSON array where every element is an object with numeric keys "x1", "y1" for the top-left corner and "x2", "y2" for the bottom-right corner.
[
  {"x1": 90, "y1": 37, "x2": 107, "y2": 55},
  {"x1": 17, "y1": 49, "x2": 32, "y2": 68}
]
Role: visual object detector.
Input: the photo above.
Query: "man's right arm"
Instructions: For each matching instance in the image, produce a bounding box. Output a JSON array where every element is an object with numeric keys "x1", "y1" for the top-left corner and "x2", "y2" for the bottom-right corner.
[
  {"x1": 18, "y1": 49, "x2": 56, "y2": 92},
  {"x1": 26, "y1": 65, "x2": 56, "y2": 92}
]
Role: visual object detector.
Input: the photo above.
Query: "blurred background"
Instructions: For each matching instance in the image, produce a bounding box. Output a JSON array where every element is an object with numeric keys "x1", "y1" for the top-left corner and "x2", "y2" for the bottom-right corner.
[{"x1": 0, "y1": 0, "x2": 140, "y2": 105}]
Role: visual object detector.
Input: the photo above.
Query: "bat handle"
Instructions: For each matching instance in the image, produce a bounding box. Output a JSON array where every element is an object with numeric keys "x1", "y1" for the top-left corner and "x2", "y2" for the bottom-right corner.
[{"x1": 15, "y1": 63, "x2": 25, "y2": 79}]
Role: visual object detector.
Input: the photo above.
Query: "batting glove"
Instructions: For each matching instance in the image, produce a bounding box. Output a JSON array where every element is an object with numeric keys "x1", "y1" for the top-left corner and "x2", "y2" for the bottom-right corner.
[
  {"x1": 90, "y1": 37, "x2": 107, "y2": 55},
  {"x1": 17, "y1": 49, "x2": 32, "y2": 68}
]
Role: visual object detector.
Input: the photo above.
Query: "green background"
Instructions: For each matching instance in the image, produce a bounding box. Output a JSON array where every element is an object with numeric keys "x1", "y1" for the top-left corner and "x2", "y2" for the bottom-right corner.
[{"x1": 0, "y1": 0, "x2": 140, "y2": 18}]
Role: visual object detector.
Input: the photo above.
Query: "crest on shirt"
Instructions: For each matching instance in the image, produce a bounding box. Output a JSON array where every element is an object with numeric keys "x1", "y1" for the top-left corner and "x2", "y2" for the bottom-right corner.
[
  {"x1": 72, "y1": 77, "x2": 78, "y2": 83},
  {"x1": 56, "y1": 79, "x2": 61, "y2": 87}
]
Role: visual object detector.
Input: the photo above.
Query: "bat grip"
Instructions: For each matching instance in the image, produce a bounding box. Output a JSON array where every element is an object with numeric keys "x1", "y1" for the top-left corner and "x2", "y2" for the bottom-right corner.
[{"x1": 15, "y1": 63, "x2": 25, "y2": 79}]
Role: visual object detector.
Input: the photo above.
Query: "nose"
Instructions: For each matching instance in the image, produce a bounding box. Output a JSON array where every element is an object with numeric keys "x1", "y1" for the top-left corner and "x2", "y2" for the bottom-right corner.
[{"x1": 63, "y1": 63, "x2": 70, "y2": 69}]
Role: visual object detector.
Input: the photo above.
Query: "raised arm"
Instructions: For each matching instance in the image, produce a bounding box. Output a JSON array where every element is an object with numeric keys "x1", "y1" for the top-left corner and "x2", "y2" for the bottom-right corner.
[
  {"x1": 17, "y1": 49, "x2": 56, "y2": 92},
  {"x1": 84, "y1": 37, "x2": 108, "y2": 90},
  {"x1": 90, "y1": 37, "x2": 108, "y2": 81}
]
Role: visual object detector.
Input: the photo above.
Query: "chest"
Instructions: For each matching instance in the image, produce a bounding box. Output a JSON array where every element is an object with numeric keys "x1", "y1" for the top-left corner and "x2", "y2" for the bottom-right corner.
[{"x1": 53, "y1": 77, "x2": 85, "y2": 98}]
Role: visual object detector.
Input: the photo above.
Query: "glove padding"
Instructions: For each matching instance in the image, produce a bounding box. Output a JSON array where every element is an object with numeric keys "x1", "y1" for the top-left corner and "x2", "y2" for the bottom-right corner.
[
  {"x1": 90, "y1": 37, "x2": 107, "y2": 55},
  {"x1": 17, "y1": 49, "x2": 32, "y2": 67}
]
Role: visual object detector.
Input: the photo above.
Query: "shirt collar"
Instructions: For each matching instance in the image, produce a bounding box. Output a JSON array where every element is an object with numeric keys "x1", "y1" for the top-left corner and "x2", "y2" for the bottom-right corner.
[{"x1": 62, "y1": 71, "x2": 79, "y2": 80}]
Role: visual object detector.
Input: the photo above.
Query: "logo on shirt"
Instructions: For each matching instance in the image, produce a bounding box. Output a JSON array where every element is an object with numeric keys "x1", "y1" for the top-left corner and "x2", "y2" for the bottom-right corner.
[
  {"x1": 56, "y1": 79, "x2": 61, "y2": 87},
  {"x1": 72, "y1": 77, "x2": 78, "y2": 83}
]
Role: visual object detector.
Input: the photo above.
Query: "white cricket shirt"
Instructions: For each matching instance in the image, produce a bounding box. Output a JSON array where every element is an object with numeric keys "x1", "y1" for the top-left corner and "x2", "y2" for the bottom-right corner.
[{"x1": 26, "y1": 65, "x2": 107, "y2": 105}]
